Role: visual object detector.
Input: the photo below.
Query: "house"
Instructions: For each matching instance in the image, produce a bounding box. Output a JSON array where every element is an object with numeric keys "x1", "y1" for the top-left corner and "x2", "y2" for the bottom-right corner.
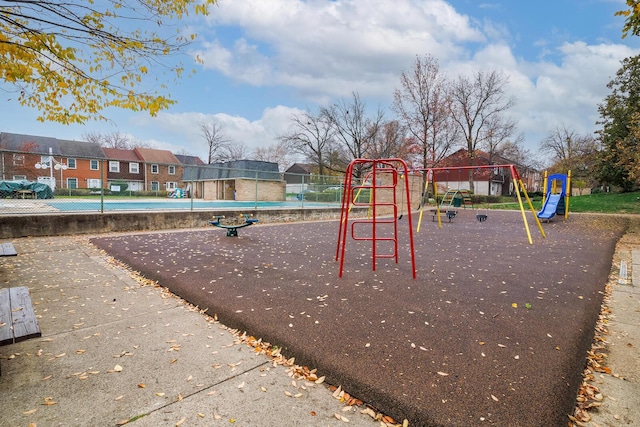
[
  {"x1": 0, "y1": 132, "x2": 106, "y2": 191},
  {"x1": 432, "y1": 149, "x2": 541, "y2": 196},
  {"x1": 133, "y1": 148, "x2": 182, "y2": 193},
  {"x1": 183, "y1": 160, "x2": 284, "y2": 201},
  {"x1": 284, "y1": 163, "x2": 317, "y2": 184},
  {"x1": 102, "y1": 148, "x2": 145, "y2": 192}
]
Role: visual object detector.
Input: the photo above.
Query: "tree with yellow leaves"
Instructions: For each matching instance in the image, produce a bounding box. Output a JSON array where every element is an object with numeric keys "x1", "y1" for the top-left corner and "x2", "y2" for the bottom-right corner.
[
  {"x1": 616, "y1": 0, "x2": 640, "y2": 38},
  {"x1": 0, "y1": 0, "x2": 216, "y2": 124}
]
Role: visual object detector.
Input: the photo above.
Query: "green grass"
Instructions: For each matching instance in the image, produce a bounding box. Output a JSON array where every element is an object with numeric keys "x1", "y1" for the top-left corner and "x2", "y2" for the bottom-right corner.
[{"x1": 486, "y1": 191, "x2": 640, "y2": 214}]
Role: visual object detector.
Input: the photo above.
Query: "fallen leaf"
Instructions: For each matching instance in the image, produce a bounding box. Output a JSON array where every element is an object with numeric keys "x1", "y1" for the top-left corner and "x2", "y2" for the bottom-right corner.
[
  {"x1": 113, "y1": 364, "x2": 123, "y2": 372},
  {"x1": 176, "y1": 417, "x2": 186, "y2": 426},
  {"x1": 138, "y1": 383, "x2": 145, "y2": 388},
  {"x1": 23, "y1": 409, "x2": 38, "y2": 415},
  {"x1": 437, "y1": 371, "x2": 449, "y2": 376},
  {"x1": 315, "y1": 376, "x2": 325, "y2": 384},
  {"x1": 115, "y1": 395, "x2": 124, "y2": 401},
  {"x1": 491, "y1": 395, "x2": 499, "y2": 402}
]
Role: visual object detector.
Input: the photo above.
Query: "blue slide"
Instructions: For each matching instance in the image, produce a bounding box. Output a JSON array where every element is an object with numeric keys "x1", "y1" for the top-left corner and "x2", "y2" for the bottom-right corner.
[{"x1": 537, "y1": 194, "x2": 562, "y2": 219}]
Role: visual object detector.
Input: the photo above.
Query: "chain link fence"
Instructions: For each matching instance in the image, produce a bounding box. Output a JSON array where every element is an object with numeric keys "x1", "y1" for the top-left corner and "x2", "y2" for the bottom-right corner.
[{"x1": 0, "y1": 160, "x2": 361, "y2": 215}]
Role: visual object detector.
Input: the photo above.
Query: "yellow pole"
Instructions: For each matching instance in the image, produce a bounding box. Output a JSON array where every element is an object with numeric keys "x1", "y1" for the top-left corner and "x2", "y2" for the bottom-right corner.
[
  {"x1": 519, "y1": 179, "x2": 546, "y2": 239},
  {"x1": 565, "y1": 170, "x2": 571, "y2": 218},
  {"x1": 542, "y1": 170, "x2": 548, "y2": 204},
  {"x1": 417, "y1": 171, "x2": 428, "y2": 232},
  {"x1": 433, "y1": 172, "x2": 443, "y2": 229},
  {"x1": 513, "y1": 178, "x2": 534, "y2": 244}
]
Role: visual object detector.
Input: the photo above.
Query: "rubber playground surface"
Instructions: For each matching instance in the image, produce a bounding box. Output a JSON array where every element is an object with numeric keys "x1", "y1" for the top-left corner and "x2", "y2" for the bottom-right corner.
[{"x1": 91, "y1": 210, "x2": 627, "y2": 426}]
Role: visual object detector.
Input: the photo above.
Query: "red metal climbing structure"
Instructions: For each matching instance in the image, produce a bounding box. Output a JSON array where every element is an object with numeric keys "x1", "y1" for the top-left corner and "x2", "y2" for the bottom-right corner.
[{"x1": 336, "y1": 158, "x2": 416, "y2": 278}]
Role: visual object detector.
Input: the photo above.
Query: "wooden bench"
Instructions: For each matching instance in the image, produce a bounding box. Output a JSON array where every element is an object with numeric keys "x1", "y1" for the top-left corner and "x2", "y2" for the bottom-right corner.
[
  {"x1": 0, "y1": 287, "x2": 42, "y2": 375},
  {"x1": 0, "y1": 242, "x2": 17, "y2": 257}
]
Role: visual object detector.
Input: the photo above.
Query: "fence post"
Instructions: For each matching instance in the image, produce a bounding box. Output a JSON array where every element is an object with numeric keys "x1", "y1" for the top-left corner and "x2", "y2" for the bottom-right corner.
[
  {"x1": 254, "y1": 171, "x2": 259, "y2": 209},
  {"x1": 100, "y1": 162, "x2": 105, "y2": 213}
]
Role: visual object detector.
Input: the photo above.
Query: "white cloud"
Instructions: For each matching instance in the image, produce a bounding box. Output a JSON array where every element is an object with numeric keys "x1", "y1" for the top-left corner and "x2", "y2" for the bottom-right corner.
[
  {"x1": 198, "y1": 0, "x2": 482, "y2": 99},
  {"x1": 133, "y1": 106, "x2": 304, "y2": 161}
]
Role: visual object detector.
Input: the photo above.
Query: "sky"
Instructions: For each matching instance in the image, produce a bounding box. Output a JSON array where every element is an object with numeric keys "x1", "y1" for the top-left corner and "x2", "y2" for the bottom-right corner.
[{"x1": 2, "y1": 0, "x2": 640, "y2": 166}]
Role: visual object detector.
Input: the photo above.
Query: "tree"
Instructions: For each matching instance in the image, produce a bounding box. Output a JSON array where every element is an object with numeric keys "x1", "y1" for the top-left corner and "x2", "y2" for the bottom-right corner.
[
  {"x1": 83, "y1": 131, "x2": 131, "y2": 149},
  {"x1": 496, "y1": 137, "x2": 541, "y2": 170},
  {"x1": 278, "y1": 109, "x2": 335, "y2": 176},
  {"x1": 322, "y1": 92, "x2": 385, "y2": 178},
  {"x1": 449, "y1": 70, "x2": 516, "y2": 191},
  {"x1": 82, "y1": 130, "x2": 154, "y2": 149},
  {"x1": 596, "y1": 55, "x2": 640, "y2": 190},
  {"x1": 393, "y1": 55, "x2": 457, "y2": 170},
  {"x1": 0, "y1": 0, "x2": 216, "y2": 124},
  {"x1": 252, "y1": 141, "x2": 294, "y2": 171},
  {"x1": 368, "y1": 120, "x2": 412, "y2": 160},
  {"x1": 616, "y1": 0, "x2": 640, "y2": 38},
  {"x1": 200, "y1": 120, "x2": 231, "y2": 164},
  {"x1": 540, "y1": 125, "x2": 600, "y2": 183},
  {"x1": 482, "y1": 114, "x2": 517, "y2": 163}
]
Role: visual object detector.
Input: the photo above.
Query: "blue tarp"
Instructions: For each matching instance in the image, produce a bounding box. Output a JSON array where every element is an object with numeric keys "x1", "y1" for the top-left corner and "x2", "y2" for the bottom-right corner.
[{"x1": 0, "y1": 180, "x2": 55, "y2": 199}]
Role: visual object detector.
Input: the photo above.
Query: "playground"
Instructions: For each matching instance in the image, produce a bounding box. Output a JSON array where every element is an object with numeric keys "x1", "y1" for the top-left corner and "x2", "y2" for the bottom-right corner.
[{"x1": 91, "y1": 206, "x2": 627, "y2": 426}]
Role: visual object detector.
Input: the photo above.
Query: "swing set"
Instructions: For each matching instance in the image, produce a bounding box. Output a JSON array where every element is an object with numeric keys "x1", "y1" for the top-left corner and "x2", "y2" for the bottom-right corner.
[
  {"x1": 335, "y1": 160, "x2": 545, "y2": 279},
  {"x1": 415, "y1": 164, "x2": 546, "y2": 244}
]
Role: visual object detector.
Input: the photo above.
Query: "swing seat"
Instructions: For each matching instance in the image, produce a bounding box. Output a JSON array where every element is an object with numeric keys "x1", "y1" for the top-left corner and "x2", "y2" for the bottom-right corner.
[{"x1": 476, "y1": 214, "x2": 488, "y2": 223}]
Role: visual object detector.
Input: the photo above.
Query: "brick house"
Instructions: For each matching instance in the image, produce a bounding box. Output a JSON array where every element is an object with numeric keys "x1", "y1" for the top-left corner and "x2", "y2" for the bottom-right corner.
[
  {"x1": 133, "y1": 148, "x2": 182, "y2": 192},
  {"x1": 0, "y1": 132, "x2": 106, "y2": 190},
  {"x1": 102, "y1": 148, "x2": 145, "y2": 192},
  {"x1": 434, "y1": 149, "x2": 541, "y2": 196}
]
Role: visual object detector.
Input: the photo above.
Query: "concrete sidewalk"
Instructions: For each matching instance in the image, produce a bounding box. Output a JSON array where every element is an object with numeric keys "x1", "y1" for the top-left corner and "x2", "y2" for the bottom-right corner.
[
  {"x1": 0, "y1": 236, "x2": 384, "y2": 427},
  {"x1": 586, "y1": 234, "x2": 640, "y2": 427},
  {"x1": 0, "y1": 231, "x2": 638, "y2": 427}
]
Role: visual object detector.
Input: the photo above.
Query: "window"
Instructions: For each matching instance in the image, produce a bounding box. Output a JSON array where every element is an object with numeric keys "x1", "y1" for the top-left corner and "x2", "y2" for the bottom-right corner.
[
  {"x1": 90, "y1": 160, "x2": 99, "y2": 170},
  {"x1": 67, "y1": 178, "x2": 78, "y2": 189},
  {"x1": 129, "y1": 162, "x2": 140, "y2": 174},
  {"x1": 168, "y1": 165, "x2": 176, "y2": 175},
  {"x1": 165, "y1": 182, "x2": 177, "y2": 190},
  {"x1": 151, "y1": 164, "x2": 159, "y2": 174},
  {"x1": 12, "y1": 175, "x2": 26, "y2": 181},
  {"x1": 109, "y1": 161, "x2": 120, "y2": 173},
  {"x1": 67, "y1": 158, "x2": 77, "y2": 169},
  {"x1": 40, "y1": 155, "x2": 51, "y2": 167},
  {"x1": 87, "y1": 178, "x2": 102, "y2": 188},
  {"x1": 151, "y1": 181, "x2": 159, "y2": 191},
  {"x1": 12, "y1": 154, "x2": 24, "y2": 166}
]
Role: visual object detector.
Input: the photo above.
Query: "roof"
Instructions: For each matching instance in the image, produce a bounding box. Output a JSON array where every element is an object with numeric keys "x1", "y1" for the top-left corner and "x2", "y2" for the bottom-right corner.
[
  {"x1": 102, "y1": 148, "x2": 142, "y2": 162},
  {"x1": 58, "y1": 139, "x2": 106, "y2": 159},
  {"x1": 134, "y1": 148, "x2": 180, "y2": 164},
  {"x1": 0, "y1": 132, "x2": 106, "y2": 158},
  {"x1": 285, "y1": 163, "x2": 315, "y2": 174},
  {"x1": 175, "y1": 154, "x2": 206, "y2": 166},
  {"x1": 182, "y1": 160, "x2": 281, "y2": 181}
]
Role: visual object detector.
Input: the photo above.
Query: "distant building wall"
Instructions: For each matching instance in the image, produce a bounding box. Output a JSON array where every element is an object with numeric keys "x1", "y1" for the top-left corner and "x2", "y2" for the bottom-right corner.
[{"x1": 235, "y1": 179, "x2": 284, "y2": 201}]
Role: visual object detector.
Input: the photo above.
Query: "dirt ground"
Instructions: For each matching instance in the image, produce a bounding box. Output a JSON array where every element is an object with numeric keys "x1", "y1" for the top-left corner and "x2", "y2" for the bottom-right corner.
[{"x1": 91, "y1": 210, "x2": 630, "y2": 426}]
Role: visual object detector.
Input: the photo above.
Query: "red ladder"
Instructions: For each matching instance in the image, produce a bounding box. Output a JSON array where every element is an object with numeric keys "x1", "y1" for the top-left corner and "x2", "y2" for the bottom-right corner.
[{"x1": 336, "y1": 158, "x2": 416, "y2": 278}]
